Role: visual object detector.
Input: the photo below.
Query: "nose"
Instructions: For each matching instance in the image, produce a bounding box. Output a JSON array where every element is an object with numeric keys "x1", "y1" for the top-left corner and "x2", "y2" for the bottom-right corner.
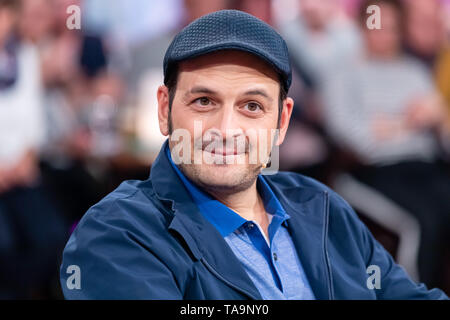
[
  {"x1": 203, "y1": 103, "x2": 246, "y2": 151},
  {"x1": 215, "y1": 103, "x2": 243, "y2": 139}
]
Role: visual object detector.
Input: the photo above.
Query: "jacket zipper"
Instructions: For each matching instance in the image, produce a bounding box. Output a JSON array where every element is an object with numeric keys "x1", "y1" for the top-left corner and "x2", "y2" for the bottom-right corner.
[{"x1": 323, "y1": 191, "x2": 334, "y2": 299}]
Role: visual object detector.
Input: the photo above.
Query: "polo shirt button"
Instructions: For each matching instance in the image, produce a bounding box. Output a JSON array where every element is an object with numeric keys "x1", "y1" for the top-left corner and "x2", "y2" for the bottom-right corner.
[
  {"x1": 273, "y1": 252, "x2": 278, "y2": 261},
  {"x1": 248, "y1": 222, "x2": 255, "y2": 229}
]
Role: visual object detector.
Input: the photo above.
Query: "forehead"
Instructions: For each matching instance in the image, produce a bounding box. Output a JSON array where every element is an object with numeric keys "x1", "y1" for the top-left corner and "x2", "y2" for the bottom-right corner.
[{"x1": 177, "y1": 50, "x2": 280, "y2": 88}]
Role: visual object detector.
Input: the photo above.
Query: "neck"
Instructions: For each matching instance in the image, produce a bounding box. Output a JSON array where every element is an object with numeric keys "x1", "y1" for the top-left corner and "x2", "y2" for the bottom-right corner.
[{"x1": 207, "y1": 180, "x2": 268, "y2": 229}]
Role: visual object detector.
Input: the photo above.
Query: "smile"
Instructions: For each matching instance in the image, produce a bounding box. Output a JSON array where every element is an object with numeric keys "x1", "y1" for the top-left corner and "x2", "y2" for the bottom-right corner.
[{"x1": 203, "y1": 149, "x2": 246, "y2": 156}]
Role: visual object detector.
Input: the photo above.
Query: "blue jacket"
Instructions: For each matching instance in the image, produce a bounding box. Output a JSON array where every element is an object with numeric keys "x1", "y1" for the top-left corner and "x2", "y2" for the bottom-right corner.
[{"x1": 60, "y1": 141, "x2": 448, "y2": 299}]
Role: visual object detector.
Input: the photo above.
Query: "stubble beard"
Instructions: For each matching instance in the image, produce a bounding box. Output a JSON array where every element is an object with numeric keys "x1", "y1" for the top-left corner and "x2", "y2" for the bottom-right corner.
[{"x1": 177, "y1": 160, "x2": 262, "y2": 196}]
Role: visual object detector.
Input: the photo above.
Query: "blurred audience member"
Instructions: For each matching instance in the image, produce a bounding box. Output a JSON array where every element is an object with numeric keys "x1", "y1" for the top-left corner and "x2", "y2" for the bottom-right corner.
[
  {"x1": 275, "y1": 0, "x2": 360, "y2": 179},
  {"x1": 403, "y1": 0, "x2": 450, "y2": 142},
  {"x1": 25, "y1": 0, "x2": 122, "y2": 223},
  {"x1": 279, "y1": 0, "x2": 361, "y2": 86},
  {"x1": 322, "y1": 0, "x2": 450, "y2": 290},
  {"x1": 404, "y1": 0, "x2": 447, "y2": 68},
  {"x1": 0, "y1": 0, "x2": 67, "y2": 299}
]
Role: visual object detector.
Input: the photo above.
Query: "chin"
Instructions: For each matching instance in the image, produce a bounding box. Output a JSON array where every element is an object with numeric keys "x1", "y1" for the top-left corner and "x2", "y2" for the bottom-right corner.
[
  {"x1": 203, "y1": 164, "x2": 247, "y2": 183},
  {"x1": 184, "y1": 163, "x2": 260, "y2": 193}
]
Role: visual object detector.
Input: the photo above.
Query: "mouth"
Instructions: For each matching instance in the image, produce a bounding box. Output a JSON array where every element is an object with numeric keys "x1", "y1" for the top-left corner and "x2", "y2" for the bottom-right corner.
[
  {"x1": 200, "y1": 141, "x2": 249, "y2": 156},
  {"x1": 200, "y1": 148, "x2": 248, "y2": 165},
  {"x1": 203, "y1": 149, "x2": 245, "y2": 156}
]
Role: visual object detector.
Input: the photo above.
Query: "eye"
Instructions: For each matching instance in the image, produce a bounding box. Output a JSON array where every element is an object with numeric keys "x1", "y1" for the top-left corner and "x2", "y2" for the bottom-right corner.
[
  {"x1": 243, "y1": 102, "x2": 263, "y2": 113},
  {"x1": 193, "y1": 97, "x2": 211, "y2": 107}
]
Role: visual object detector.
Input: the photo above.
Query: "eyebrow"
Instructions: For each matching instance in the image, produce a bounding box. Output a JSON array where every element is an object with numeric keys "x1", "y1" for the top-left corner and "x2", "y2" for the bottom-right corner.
[
  {"x1": 184, "y1": 86, "x2": 273, "y2": 102},
  {"x1": 183, "y1": 86, "x2": 217, "y2": 100},
  {"x1": 242, "y1": 89, "x2": 273, "y2": 102}
]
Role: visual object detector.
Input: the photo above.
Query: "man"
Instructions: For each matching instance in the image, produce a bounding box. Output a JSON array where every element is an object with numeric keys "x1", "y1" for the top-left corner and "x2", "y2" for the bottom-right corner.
[{"x1": 60, "y1": 10, "x2": 448, "y2": 299}]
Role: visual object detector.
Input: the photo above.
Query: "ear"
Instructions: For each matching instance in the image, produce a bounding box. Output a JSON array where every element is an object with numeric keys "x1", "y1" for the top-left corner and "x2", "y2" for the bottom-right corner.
[
  {"x1": 157, "y1": 85, "x2": 170, "y2": 136},
  {"x1": 276, "y1": 97, "x2": 294, "y2": 146}
]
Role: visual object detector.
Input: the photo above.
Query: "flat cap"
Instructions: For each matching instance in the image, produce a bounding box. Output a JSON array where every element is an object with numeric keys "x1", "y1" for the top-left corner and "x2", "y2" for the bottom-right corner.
[{"x1": 163, "y1": 10, "x2": 292, "y2": 92}]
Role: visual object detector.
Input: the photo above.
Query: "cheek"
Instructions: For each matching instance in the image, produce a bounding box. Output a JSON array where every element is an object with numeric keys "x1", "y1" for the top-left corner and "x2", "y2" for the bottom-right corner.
[
  {"x1": 169, "y1": 109, "x2": 196, "y2": 150},
  {"x1": 170, "y1": 107, "x2": 198, "y2": 136},
  {"x1": 246, "y1": 124, "x2": 278, "y2": 161}
]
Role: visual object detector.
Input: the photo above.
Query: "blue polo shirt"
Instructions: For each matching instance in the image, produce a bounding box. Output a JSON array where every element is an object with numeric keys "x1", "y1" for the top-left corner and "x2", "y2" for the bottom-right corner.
[{"x1": 166, "y1": 146, "x2": 315, "y2": 300}]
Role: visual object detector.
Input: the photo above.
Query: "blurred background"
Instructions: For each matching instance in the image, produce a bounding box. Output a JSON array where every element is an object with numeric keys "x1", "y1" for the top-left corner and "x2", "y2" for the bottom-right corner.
[{"x1": 0, "y1": 0, "x2": 449, "y2": 299}]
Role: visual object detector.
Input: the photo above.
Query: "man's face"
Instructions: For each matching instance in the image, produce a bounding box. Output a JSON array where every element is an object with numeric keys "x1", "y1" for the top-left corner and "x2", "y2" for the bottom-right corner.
[{"x1": 158, "y1": 50, "x2": 293, "y2": 194}]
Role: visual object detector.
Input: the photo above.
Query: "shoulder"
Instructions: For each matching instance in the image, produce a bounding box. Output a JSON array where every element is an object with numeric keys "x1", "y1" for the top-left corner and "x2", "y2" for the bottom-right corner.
[
  {"x1": 265, "y1": 171, "x2": 357, "y2": 216},
  {"x1": 265, "y1": 171, "x2": 348, "y2": 201},
  {"x1": 267, "y1": 171, "x2": 382, "y2": 264},
  {"x1": 71, "y1": 178, "x2": 172, "y2": 246},
  {"x1": 264, "y1": 170, "x2": 328, "y2": 192},
  {"x1": 265, "y1": 171, "x2": 367, "y2": 236},
  {"x1": 62, "y1": 177, "x2": 180, "y2": 274},
  {"x1": 60, "y1": 179, "x2": 187, "y2": 299}
]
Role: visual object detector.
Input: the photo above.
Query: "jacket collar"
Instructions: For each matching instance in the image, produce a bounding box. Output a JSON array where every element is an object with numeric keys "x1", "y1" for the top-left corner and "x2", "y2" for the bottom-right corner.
[{"x1": 149, "y1": 140, "x2": 332, "y2": 299}]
